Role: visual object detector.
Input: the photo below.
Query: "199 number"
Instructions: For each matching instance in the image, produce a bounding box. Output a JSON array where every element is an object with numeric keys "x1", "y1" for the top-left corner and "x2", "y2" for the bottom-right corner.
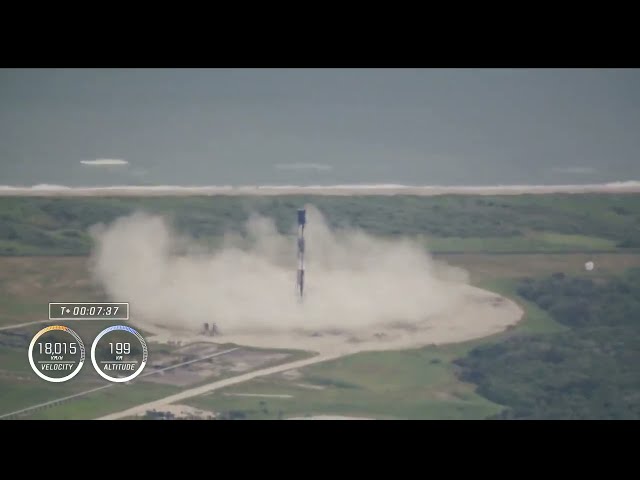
[{"x1": 109, "y1": 342, "x2": 130, "y2": 355}]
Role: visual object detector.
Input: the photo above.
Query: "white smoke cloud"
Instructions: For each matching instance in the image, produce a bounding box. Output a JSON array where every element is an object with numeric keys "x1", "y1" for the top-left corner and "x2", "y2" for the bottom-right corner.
[{"x1": 88, "y1": 206, "x2": 470, "y2": 335}]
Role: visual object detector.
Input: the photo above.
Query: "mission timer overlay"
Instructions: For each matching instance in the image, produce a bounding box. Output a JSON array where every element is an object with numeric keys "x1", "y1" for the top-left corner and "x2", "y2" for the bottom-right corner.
[
  {"x1": 28, "y1": 326, "x2": 86, "y2": 382},
  {"x1": 49, "y1": 302, "x2": 129, "y2": 321},
  {"x1": 91, "y1": 326, "x2": 148, "y2": 383}
]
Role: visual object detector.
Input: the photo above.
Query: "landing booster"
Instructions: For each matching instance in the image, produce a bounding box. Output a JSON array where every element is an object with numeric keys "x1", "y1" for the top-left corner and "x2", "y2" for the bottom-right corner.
[{"x1": 296, "y1": 208, "x2": 306, "y2": 299}]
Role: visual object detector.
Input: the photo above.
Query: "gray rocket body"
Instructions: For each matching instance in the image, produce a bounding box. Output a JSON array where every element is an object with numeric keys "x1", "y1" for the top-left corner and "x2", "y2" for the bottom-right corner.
[{"x1": 297, "y1": 209, "x2": 306, "y2": 299}]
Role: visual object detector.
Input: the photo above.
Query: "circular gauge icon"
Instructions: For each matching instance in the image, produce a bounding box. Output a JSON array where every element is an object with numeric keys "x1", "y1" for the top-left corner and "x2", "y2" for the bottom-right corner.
[
  {"x1": 91, "y1": 325, "x2": 148, "y2": 383},
  {"x1": 28, "y1": 326, "x2": 86, "y2": 382}
]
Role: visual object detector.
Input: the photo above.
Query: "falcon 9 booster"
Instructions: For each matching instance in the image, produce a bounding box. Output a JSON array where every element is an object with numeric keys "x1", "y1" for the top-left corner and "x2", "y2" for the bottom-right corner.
[{"x1": 296, "y1": 208, "x2": 306, "y2": 300}]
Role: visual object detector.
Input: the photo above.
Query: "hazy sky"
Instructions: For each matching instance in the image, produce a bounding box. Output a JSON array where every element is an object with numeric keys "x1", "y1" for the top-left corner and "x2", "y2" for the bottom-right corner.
[{"x1": 1, "y1": 68, "x2": 639, "y2": 186}]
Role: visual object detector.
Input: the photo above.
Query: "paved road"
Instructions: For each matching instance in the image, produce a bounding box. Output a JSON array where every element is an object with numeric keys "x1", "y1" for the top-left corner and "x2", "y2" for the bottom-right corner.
[{"x1": 98, "y1": 352, "x2": 340, "y2": 420}]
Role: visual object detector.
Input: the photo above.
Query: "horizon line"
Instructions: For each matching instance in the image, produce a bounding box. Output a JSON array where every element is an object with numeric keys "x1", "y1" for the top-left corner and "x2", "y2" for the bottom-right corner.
[{"x1": 1, "y1": 181, "x2": 639, "y2": 197}]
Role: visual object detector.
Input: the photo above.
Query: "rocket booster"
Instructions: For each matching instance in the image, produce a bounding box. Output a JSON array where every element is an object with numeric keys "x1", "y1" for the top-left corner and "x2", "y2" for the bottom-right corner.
[{"x1": 297, "y1": 208, "x2": 306, "y2": 299}]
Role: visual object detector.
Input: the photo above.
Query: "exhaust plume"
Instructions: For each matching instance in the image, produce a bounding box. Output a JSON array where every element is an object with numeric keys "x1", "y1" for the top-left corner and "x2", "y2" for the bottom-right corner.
[{"x1": 88, "y1": 206, "x2": 470, "y2": 335}]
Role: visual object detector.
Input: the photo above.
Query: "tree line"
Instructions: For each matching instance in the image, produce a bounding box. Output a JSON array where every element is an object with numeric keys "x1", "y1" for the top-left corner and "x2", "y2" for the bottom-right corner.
[{"x1": 455, "y1": 269, "x2": 640, "y2": 419}]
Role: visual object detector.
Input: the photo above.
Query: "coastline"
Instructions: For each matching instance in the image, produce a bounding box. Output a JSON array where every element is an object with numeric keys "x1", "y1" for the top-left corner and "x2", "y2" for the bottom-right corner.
[{"x1": 1, "y1": 182, "x2": 640, "y2": 197}]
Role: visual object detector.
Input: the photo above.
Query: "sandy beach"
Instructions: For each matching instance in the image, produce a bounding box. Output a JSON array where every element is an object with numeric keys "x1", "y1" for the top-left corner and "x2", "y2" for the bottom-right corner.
[{"x1": 1, "y1": 182, "x2": 640, "y2": 197}]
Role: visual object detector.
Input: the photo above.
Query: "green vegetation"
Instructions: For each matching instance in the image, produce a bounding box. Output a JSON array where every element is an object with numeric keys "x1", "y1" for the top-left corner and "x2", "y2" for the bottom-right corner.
[
  {"x1": 1, "y1": 194, "x2": 639, "y2": 419},
  {"x1": 27, "y1": 383, "x2": 181, "y2": 420},
  {"x1": 456, "y1": 269, "x2": 640, "y2": 419},
  {"x1": 185, "y1": 269, "x2": 640, "y2": 420},
  {"x1": 1, "y1": 194, "x2": 640, "y2": 255},
  {"x1": 0, "y1": 256, "x2": 105, "y2": 326},
  {"x1": 439, "y1": 253, "x2": 640, "y2": 285},
  {"x1": 425, "y1": 232, "x2": 617, "y2": 253},
  {"x1": 182, "y1": 274, "x2": 569, "y2": 420},
  {"x1": 0, "y1": 378, "x2": 90, "y2": 415},
  {"x1": 0, "y1": 293, "x2": 45, "y2": 326},
  {"x1": 187, "y1": 348, "x2": 503, "y2": 420},
  {"x1": 477, "y1": 279, "x2": 566, "y2": 335}
]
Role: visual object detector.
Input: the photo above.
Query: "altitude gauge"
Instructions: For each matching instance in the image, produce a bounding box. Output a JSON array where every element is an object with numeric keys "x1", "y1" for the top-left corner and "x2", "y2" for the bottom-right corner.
[
  {"x1": 91, "y1": 325, "x2": 148, "y2": 383},
  {"x1": 28, "y1": 326, "x2": 86, "y2": 382}
]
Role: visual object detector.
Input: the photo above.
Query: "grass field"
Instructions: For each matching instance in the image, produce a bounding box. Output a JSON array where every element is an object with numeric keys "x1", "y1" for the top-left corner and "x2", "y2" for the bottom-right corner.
[
  {"x1": 187, "y1": 348, "x2": 503, "y2": 420},
  {"x1": 26, "y1": 383, "x2": 182, "y2": 420},
  {"x1": 437, "y1": 252, "x2": 640, "y2": 284},
  {"x1": 1, "y1": 193, "x2": 639, "y2": 419},
  {"x1": 0, "y1": 256, "x2": 104, "y2": 327},
  {"x1": 425, "y1": 232, "x2": 618, "y2": 253},
  {"x1": 2, "y1": 251, "x2": 638, "y2": 419}
]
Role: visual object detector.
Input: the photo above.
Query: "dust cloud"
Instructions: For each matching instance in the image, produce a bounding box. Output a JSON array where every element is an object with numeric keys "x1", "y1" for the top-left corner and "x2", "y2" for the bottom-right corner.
[{"x1": 88, "y1": 206, "x2": 471, "y2": 335}]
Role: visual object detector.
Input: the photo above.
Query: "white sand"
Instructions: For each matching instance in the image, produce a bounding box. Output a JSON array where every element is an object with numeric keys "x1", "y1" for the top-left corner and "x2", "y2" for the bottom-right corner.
[
  {"x1": 141, "y1": 284, "x2": 523, "y2": 357},
  {"x1": 1, "y1": 182, "x2": 640, "y2": 197}
]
